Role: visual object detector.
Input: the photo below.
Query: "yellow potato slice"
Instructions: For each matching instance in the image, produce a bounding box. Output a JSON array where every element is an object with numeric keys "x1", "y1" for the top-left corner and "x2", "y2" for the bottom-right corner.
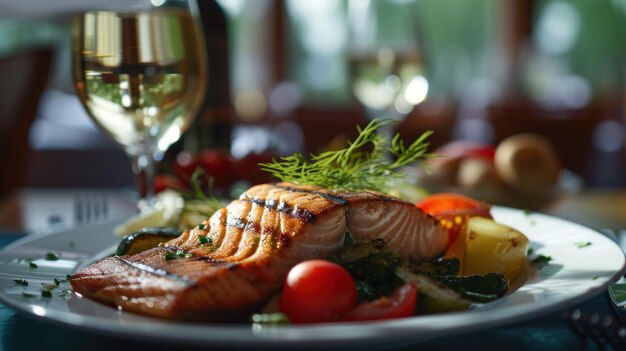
[{"x1": 447, "y1": 216, "x2": 529, "y2": 282}]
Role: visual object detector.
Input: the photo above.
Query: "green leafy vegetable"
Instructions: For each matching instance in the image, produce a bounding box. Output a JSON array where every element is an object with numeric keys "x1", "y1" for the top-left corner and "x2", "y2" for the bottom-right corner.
[
  {"x1": 332, "y1": 239, "x2": 404, "y2": 301},
  {"x1": 41, "y1": 290, "x2": 52, "y2": 298},
  {"x1": 29, "y1": 262, "x2": 38, "y2": 269},
  {"x1": 575, "y1": 241, "x2": 592, "y2": 248},
  {"x1": 436, "y1": 273, "x2": 509, "y2": 302},
  {"x1": 409, "y1": 258, "x2": 460, "y2": 277},
  {"x1": 199, "y1": 236, "x2": 212, "y2": 245},
  {"x1": 260, "y1": 119, "x2": 434, "y2": 192}
]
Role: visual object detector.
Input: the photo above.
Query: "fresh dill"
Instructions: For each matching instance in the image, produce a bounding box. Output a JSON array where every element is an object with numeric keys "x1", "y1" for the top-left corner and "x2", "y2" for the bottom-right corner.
[
  {"x1": 175, "y1": 169, "x2": 224, "y2": 227},
  {"x1": 259, "y1": 119, "x2": 434, "y2": 192}
]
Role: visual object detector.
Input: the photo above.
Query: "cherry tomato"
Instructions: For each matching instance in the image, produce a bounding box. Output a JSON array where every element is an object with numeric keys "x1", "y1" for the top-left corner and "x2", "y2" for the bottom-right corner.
[
  {"x1": 154, "y1": 175, "x2": 184, "y2": 193},
  {"x1": 279, "y1": 260, "x2": 357, "y2": 324},
  {"x1": 416, "y1": 193, "x2": 492, "y2": 248},
  {"x1": 343, "y1": 283, "x2": 418, "y2": 322},
  {"x1": 199, "y1": 149, "x2": 233, "y2": 190}
]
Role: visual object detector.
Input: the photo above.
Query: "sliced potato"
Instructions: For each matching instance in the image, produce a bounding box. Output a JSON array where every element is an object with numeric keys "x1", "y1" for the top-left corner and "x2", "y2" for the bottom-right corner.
[
  {"x1": 116, "y1": 227, "x2": 182, "y2": 256},
  {"x1": 447, "y1": 217, "x2": 528, "y2": 282}
]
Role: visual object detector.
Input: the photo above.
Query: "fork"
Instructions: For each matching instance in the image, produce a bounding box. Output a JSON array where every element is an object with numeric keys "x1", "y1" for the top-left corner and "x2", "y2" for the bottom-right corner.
[
  {"x1": 74, "y1": 193, "x2": 109, "y2": 225},
  {"x1": 565, "y1": 309, "x2": 626, "y2": 350}
]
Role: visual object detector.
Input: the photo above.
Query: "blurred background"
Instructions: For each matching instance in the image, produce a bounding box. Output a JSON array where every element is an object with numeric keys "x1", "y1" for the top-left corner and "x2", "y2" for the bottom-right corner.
[{"x1": 1, "y1": 0, "x2": 625, "y2": 202}]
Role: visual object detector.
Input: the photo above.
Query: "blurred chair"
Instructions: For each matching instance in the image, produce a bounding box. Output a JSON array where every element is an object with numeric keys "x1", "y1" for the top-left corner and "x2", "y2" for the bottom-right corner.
[{"x1": 0, "y1": 47, "x2": 54, "y2": 198}]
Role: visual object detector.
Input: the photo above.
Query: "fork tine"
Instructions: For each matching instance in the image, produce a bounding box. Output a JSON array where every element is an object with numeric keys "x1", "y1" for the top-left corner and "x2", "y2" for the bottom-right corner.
[
  {"x1": 74, "y1": 193, "x2": 109, "y2": 225},
  {"x1": 566, "y1": 309, "x2": 626, "y2": 350},
  {"x1": 74, "y1": 195, "x2": 83, "y2": 224}
]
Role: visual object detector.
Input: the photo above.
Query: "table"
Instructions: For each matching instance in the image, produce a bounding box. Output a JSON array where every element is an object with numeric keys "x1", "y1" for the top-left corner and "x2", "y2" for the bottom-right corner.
[{"x1": 0, "y1": 188, "x2": 625, "y2": 350}]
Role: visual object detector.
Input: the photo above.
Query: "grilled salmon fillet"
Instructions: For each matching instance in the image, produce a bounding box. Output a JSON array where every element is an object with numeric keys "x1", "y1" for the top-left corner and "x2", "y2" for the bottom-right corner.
[{"x1": 70, "y1": 183, "x2": 447, "y2": 321}]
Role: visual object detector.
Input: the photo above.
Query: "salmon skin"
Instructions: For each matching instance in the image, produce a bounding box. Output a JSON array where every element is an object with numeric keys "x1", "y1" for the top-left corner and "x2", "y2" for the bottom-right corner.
[{"x1": 70, "y1": 183, "x2": 447, "y2": 322}]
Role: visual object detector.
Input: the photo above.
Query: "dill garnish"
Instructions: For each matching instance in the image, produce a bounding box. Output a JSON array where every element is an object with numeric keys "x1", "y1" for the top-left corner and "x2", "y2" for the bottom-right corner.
[{"x1": 259, "y1": 119, "x2": 434, "y2": 192}]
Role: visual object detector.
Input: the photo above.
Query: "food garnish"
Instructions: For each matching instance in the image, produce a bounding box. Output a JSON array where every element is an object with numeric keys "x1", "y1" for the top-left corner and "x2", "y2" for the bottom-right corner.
[
  {"x1": 45, "y1": 252, "x2": 59, "y2": 261},
  {"x1": 114, "y1": 169, "x2": 224, "y2": 236},
  {"x1": 260, "y1": 119, "x2": 434, "y2": 192},
  {"x1": 13, "y1": 279, "x2": 28, "y2": 286},
  {"x1": 575, "y1": 241, "x2": 592, "y2": 248}
]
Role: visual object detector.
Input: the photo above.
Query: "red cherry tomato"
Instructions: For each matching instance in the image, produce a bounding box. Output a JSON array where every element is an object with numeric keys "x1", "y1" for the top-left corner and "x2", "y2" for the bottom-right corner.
[
  {"x1": 154, "y1": 175, "x2": 184, "y2": 193},
  {"x1": 416, "y1": 193, "x2": 492, "y2": 247},
  {"x1": 199, "y1": 149, "x2": 233, "y2": 190},
  {"x1": 279, "y1": 260, "x2": 357, "y2": 324},
  {"x1": 343, "y1": 283, "x2": 418, "y2": 322}
]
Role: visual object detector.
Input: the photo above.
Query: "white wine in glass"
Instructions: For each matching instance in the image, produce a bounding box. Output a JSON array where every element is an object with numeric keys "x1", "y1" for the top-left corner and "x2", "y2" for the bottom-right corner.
[
  {"x1": 348, "y1": 0, "x2": 427, "y2": 138},
  {"x1": 72, "y1": 2, "x2": 207, "y2": 210}
]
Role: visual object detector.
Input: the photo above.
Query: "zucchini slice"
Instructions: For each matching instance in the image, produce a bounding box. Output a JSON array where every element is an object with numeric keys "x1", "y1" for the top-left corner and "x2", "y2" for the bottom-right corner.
[{"x1": 116, "y1": 227, "x2": 181, "y2": 256}]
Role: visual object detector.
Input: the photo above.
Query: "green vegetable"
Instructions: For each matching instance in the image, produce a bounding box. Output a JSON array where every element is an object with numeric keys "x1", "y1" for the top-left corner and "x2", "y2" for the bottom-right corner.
[
  {"x1": 435, "y1": 273, "x2": 510, "y2": 302},
  {"x1": 41, "y1": 290, "x2": 52, "y2": 298},
  {"x1": 116, "y1": 227, "x2": 181, "y2": 256},
  {"x1": 409, "y1": 258, "x2": 460, "y2": 277},
  {"x1": 13, "y1": 279, "x2": 28, "y2": 286},
  {"x1": 575, "y1": 241, "x2": 592, "y2": 248},
  {"x1": 395, "y1": 266, "x2": 472, "y2": 313},
  {"x1": 260, "y1": 119, "x2": 434, "y2": 192},
  {"x1": 45, "y1": 252, "x2": 59, "y2": 261},
  {"x1": 332, "y1": 239, "x2": 404, "y2": 301},
  {"x1": 29, "y1": 262, "x2": 38, "y2": 269}
]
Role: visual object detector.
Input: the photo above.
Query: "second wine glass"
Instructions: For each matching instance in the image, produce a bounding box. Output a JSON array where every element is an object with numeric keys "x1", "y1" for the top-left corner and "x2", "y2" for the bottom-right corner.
[
  {"x1": 348, "y1": 0, "x2": 428, "y2": 139},
  {"x1": 72, "y1": 0, "x2": 208, "y2": 211}
]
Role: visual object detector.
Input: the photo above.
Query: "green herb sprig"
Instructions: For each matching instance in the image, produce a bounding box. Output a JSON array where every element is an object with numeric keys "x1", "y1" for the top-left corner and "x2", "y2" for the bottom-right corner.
[
  {"x1": 260, "y1": 119, "x2": 434, "y2": 192},
  {"x1": 175, "y1": 169, "x2": 224, "y2": 227}
]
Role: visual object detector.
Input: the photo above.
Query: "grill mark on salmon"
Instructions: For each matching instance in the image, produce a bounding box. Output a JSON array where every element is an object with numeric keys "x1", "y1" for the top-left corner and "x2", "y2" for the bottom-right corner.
[
  {"x1": 117, "y1": 255, "x2": 195, "y2": 285},
  {"x1": 70, "y1": 182, "x2": 447, "y2": 322}
]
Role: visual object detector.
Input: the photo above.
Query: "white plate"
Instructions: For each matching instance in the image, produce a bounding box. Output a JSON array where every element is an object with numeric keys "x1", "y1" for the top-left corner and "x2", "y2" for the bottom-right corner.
[{"x1": 0, "y1": 207, "x2": 625, "y2": 349}]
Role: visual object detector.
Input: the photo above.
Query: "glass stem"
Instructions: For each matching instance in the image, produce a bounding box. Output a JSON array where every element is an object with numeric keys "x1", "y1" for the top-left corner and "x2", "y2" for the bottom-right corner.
[{"x1": 129, "y1": 153, "x2": 157, "y2": 212}]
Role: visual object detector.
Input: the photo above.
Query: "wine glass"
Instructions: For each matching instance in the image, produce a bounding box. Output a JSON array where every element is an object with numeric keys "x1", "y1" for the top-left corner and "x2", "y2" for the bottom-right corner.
[
  {"x1": 348, "y1": 0, "x2": 428, "y2": 140},
  {"x1": 72, "y1": 0, "x2": 207, "y2": 211}
]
